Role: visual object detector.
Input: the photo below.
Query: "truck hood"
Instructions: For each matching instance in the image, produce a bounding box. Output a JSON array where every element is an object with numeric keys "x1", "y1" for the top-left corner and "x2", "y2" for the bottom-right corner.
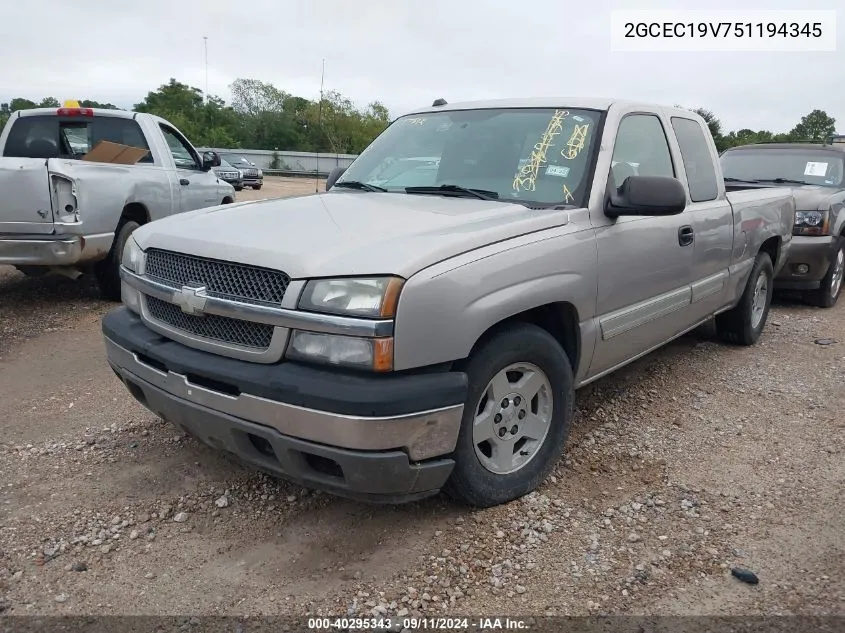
[
  {"x1": 132, "y1": 192, "x2": 572, "y2": 279},
  {"x1": 789, "y1": 185, "x2": 845, "y2": 211}
]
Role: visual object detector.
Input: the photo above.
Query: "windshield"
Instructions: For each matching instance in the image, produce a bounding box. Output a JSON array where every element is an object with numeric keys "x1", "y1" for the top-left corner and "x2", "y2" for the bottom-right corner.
[
  {"x1": 223, "y1": 154, "x2": 251, "y2": 166},
  {"x1": 337, "y1": 108, "x2": 603, "y2": 207},
  {"x1": 721, "y1": 148, "x2": 845, "y2": 187}
]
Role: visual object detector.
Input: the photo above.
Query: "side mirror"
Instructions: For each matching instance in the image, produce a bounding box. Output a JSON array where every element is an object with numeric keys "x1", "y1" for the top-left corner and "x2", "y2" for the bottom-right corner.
[
  {"x1": 201, "y1": 151, "x2": 221, "y2": 171},
  {"x1": 605, "y1": 175, "x2": 686, "y2": 219},
  {"x1": 325, "y1": 166, "x2": 347, "y2": 191}
]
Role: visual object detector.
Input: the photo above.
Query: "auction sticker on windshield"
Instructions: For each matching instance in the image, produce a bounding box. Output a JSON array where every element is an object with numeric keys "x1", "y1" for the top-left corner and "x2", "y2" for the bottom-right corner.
[
  {"x1": 805, "y1": 161, "x2": 829, "y2": 177},
  {"x1": 546, "y1": 165, "x2": 570, "y2": 177}
]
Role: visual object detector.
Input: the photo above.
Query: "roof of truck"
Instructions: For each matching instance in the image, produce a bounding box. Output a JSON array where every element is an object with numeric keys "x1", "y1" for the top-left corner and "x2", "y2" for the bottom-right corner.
[
  {"x1": 16, "y1": 107, "x2": 135, "y2": 118},
  {"x1": 405, "y1": 97, "x2": 698, "y2": 117},
  {"x1": 724, "y1": 143, "x2": 845, "y2": 153}
]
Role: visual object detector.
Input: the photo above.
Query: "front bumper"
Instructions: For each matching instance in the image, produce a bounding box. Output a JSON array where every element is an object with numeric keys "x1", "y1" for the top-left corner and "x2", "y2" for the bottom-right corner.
[
  {"x1": 102, "y1": 307, "x2": 467, "y2": 503},
  {"x1": 775, "y1": 235, "x2": 837, "y2": 290},
  {"x1": 242, "y1": 177, "x2": 263, "y2": 187},
  {"x1": 0, "y1": 235, "x2": 82, "y2": 266}
]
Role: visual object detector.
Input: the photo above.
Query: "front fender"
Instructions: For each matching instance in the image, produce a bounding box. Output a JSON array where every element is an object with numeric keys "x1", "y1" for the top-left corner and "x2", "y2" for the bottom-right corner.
[{"x1": 392, "y1": 223, "x2": 598, "y2": 377}]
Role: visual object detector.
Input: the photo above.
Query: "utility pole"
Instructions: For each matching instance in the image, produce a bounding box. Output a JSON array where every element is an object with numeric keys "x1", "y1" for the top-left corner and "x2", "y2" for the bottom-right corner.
[{"x1": 203, "y1": 36, "x2": 209, "y2": 103}]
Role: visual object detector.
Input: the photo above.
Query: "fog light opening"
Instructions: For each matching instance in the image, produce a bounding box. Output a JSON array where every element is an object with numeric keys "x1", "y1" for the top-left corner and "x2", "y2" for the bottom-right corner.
[
  {"x1": 247, "y1": 433, "x2": 277, "y2": 460},
  {"x1": 304, "y1": 453, "x2": 344, "y2": 480},
  {"x1": 795, "y1": 264, "x2": 810, "y2": 275}
]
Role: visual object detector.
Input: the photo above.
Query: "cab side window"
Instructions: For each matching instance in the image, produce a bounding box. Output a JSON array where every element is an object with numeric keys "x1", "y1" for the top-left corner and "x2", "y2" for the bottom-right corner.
[
  {"x1": 610, "y1": 114, "x2": 674, "y2": 188},
  {"x1": 159, "y1": 124, "x2": 200, "y2": 170},
  {"x1": 670, "y1": 117, "x2": 719, "y2": 202}
]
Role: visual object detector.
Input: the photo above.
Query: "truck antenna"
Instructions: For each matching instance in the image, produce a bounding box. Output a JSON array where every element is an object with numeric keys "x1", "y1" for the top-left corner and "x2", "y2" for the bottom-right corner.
[
  {"x1": 203, "y1": 36, "x2": 209, "y2": 104},
  {"x1": 316, "y1": 58, "x2": 325, "y2": 193}
]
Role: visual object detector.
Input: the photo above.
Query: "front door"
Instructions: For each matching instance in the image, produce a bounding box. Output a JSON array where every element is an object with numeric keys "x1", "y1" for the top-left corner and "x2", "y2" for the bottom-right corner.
[
  {"x1": 588, "y1": 113, "x2": 696, "y2": 378},
  {"x1": 159, "y1": 124, "x2": 219, "y2": 212}
]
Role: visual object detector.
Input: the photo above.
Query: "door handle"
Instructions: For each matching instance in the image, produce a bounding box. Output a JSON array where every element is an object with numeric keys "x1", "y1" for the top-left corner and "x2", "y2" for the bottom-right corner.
[
  {"x1": 678, "y1": 225, "x2": 694, "y2": 246},
  {"x1": 179, "y1": 178, "x2": 190, "y2": 186}
]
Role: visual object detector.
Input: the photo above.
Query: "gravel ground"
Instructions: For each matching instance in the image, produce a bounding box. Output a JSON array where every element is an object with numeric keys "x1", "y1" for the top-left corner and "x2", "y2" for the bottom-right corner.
[{"x1": 0, "y1": 183, "x2": 842, "y2": 618}]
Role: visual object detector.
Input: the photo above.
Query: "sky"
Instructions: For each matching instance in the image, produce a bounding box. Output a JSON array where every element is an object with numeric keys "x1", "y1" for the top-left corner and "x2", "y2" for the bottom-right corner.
[{"x1": 0, "y1": 0, "x2": 841, "y2": 135}]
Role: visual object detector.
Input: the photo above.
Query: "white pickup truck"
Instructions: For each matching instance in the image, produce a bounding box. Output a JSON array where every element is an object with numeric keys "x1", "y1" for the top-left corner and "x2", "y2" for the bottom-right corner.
[{"x1": 0, "y1": 104, "x2": 235, "y2": 298}]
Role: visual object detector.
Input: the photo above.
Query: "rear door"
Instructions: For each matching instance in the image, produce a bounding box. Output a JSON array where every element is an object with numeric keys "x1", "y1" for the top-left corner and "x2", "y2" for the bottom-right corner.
[
  {"x1": 670, "y1": 116, "x2": 734, "y2": 320},
  {"x1": 157, "y1": 124, "x2": 219, "y2": 212}
]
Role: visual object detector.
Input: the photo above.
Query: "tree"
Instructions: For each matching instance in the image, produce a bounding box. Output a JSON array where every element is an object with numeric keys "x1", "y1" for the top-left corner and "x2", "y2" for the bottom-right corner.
[
  {"x1": 134, "y1": 78, "x2": 204, "y2": 115},
  {"x1": 9, "y1": 98, "x2": 36, "y2": 111},
  {"x1": 230, "y1": 78, "x2": 288, "y2": 116},
  {"x1": 80, "y1": 100, "x2": 120, "y2": 110},
  {"x1": 133, "y1": 79, "x2": 241, "y2": 147},
  {"x1": 789, "y1": 109, "x2": 836, "y2": 143}
]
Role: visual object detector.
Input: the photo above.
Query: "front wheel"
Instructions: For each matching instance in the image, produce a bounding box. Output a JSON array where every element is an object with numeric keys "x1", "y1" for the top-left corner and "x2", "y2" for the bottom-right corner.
[
  {"x1": 806, "y1": 237, "x2": 844, "y2": 308},
  {"x1": 715, "y1": 251, "x2": 774, "y2": 346},
  {"x1": 95, "y1": 219, "x2": 140, "y2": 301},
  {"x1": 252, "y1": 184, "x2": 262, "y2": 191},
  {"x1": 444, "y1": 323, "x2": 574, "y2": 508}
]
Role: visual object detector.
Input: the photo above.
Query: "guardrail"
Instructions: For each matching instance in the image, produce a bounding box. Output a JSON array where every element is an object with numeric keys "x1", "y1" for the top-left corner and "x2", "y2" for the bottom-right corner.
[{"x1": 197, "y1": 148, "x2": 359, "y2": 177}]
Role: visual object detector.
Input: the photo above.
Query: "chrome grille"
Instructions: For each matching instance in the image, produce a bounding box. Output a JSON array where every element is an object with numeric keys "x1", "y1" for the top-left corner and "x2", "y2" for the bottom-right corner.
[
  {"x1": 146, "y1": 296, "x2": 273, "y2": 349},
  {"x1": 145, "y1": 249, "x2": 289, "y2": 306}
]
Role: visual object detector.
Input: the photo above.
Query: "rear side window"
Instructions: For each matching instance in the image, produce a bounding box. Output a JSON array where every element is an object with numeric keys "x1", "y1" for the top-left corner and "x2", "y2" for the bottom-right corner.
[
  {"x1": 671, "y1": 117, "x2": 719, "y2": 202},
  {"x1": 2, "y1": 115, "x2": 152, "y2": 163}
]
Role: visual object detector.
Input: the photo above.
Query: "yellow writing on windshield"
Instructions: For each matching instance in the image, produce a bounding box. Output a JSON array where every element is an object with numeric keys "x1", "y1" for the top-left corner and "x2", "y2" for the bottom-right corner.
[
  {"x1": 562, "y1": 184, "x2": 575, "y2": 204},
  {"x1": 562, "y1": 124, "x2": 590, "y2": 160},
  {"x1": 513, "y1": 110, "x2": 569, "y2": 192}
]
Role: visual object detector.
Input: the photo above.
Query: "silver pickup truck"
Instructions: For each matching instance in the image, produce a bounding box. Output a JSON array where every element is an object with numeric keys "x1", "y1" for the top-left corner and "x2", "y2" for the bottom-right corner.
[
  {"x1": 102, "y1": 98, "x2": 794, "y2": 507},
  {"x1": 721, "y1": 142, "x2": 845, "y2": 307},
  {"x1": 0, "y1": 104, "x2": 235, "y2": 298}
]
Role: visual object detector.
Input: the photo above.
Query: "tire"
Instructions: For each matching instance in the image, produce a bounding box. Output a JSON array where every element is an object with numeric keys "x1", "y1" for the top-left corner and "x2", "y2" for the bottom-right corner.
[
  {"x1": 715, "y1": 251, "x2": 774, "y2": 346},
  {"x1": 444, "y1": 323, "x2": 574, "y2": 508},
  {"x1": 234, "y1": 186, "x2": 244, "y2": 192},
  {"x1": 95, "y1": 219, "x2": 140, "y2": 301},
  {"x1": 253, "y1": 184, "x2": 262, "y2": 191},
  {"x1": 14, "y1": 265, "x2": 48, "y2": 277},
  {"x1": 806, "y1": 237, "x2": 844, "y2": 308}
]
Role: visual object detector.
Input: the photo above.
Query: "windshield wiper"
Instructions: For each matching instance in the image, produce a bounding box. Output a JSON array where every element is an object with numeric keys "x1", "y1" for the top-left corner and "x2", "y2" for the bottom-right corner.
[
  {"x1": 757, "y1": 178, "x2": 811, "y2": 186},
  {"x1": 333, "y1": 180, "x2": 387, "y2": 192},
  {"x1": 404, "y1": 184, "x2": 500, "y2": 201},
  {"x1": 725, "y1": 177, "x2": 811, "y2": 186}
]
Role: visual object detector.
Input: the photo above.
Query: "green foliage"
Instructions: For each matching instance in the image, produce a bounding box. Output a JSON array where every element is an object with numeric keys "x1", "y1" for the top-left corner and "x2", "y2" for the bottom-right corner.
[
  {"x1": 788, "y1": 109, "x2": 837, "y2": 143},
  {"x1": 0, "y1": 84, "x2": 838, "y2": 160},
  {"x1": 679, "y1": 105, "x2": 837, "y2": 152}
]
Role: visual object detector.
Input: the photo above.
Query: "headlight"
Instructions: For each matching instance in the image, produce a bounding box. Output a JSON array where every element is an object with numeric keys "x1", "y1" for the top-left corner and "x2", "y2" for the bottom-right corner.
[
  {"x1": 796, "y1": 211, "x2": 824, "y2": 226},
  {"x1": 121, "y1": 236, "x2": 143, "y2": 272},
  {"x1": 794, "y1": 210, "x2": 829, "y2": 235},
  {"x1": 286, "y1": 331, "x2": 394, "y2": 372},
  {"x1": 298, "y1": 277, "x2": 404, "y2": 318}
]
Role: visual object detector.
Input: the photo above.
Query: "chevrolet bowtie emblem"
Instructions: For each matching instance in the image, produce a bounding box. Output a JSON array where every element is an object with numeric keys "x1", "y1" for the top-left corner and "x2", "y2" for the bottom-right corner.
[{"x1": 174, "y1": 285, "x2": 208, "y2": 316}]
